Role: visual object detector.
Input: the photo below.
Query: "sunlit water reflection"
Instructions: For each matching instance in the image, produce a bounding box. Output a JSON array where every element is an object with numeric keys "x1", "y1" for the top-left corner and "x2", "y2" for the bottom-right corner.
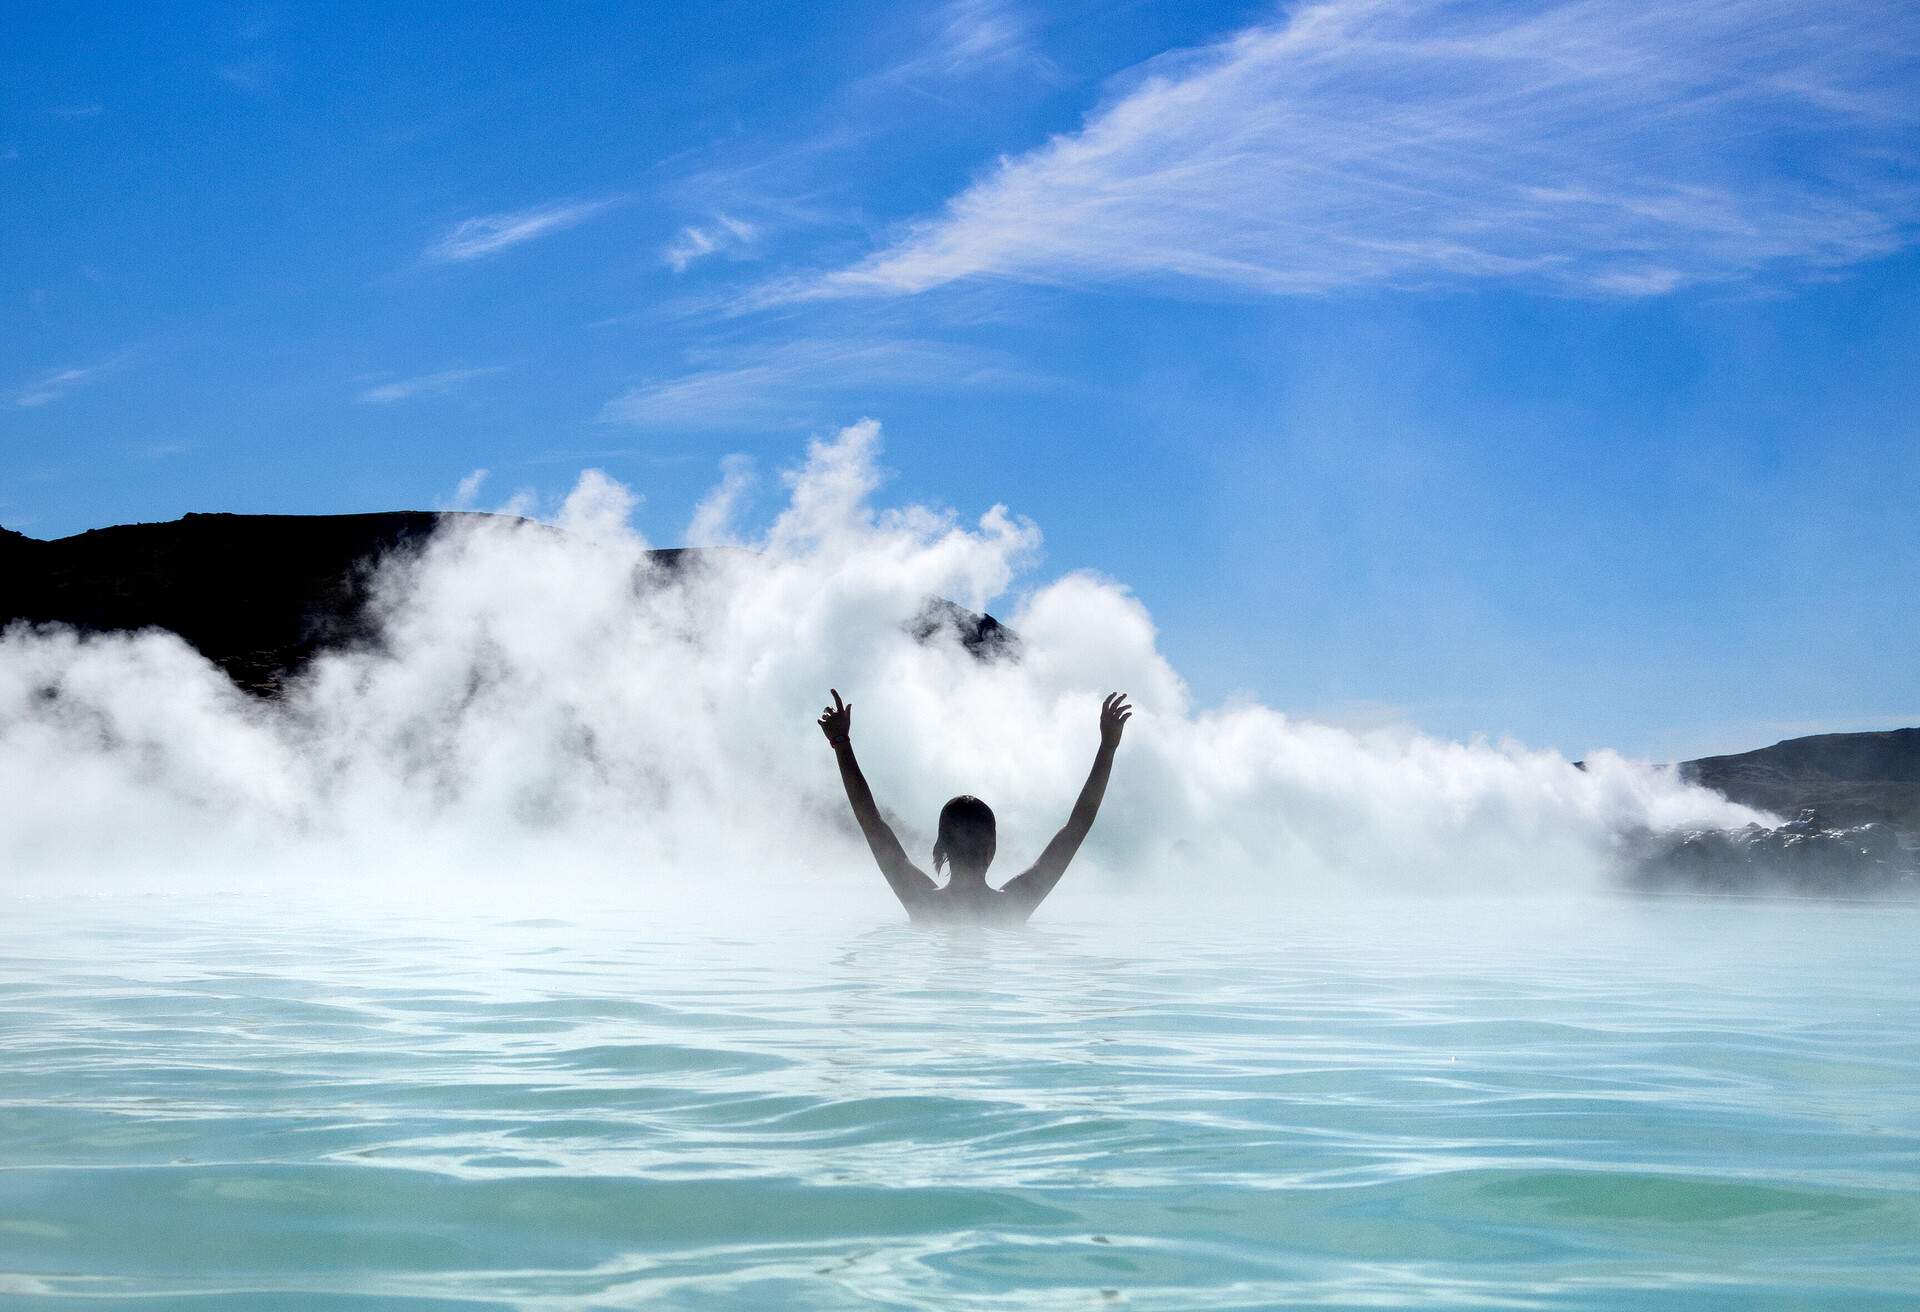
[{"x1": 2, "y1": 894, "x2": 1917, "y2": 1308}]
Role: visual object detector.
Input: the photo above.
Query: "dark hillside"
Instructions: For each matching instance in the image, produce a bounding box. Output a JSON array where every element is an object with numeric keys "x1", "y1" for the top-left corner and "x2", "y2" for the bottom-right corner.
[
  {"x1": 2, "y1": 513, "x2": 490, "y2": 695},
  {"x1": 1680, "y1": 729, "x2": 1920, "y2": 833},
  {"x1": 0, "y1": 512, "x2": 1012, "y2": 696}
]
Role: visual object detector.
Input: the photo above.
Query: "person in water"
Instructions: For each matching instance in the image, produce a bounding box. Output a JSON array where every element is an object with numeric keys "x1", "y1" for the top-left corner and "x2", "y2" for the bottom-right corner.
[{"x1": 817, "y1": 688, "x2": 1131, "y2": 923}]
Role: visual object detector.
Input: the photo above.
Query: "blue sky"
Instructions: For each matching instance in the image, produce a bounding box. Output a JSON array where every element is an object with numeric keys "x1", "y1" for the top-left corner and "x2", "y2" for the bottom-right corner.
[{"x1": 6, "y1": 0, "x2": 1918, "y2": 759}]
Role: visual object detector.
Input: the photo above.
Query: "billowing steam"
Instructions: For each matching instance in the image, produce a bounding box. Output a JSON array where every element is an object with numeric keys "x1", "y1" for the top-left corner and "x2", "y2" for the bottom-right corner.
[{"x1": 0, "y1": 421, "x2": 1760, "y2": 901}]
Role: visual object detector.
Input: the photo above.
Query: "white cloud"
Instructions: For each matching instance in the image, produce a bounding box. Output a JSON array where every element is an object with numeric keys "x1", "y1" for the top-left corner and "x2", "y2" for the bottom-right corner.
[
  {"x1": 355, "y1": 366, "x2": 503, "y2": 405},
  {"x1": 426, "y1": 200, "x2": 613, "y2": 262},
  {"x1": 884, "y1": 0, "x2": 1044, "y2": 83},
  {"x1": 813, "y1": 0, "x2": 1920, "y2": 299},
  {"x1": 601, "y1": 338, "x2": 1044, "y2": 428},
  {"x1": 14, "y1": 363, "x2": 110, "y2": 408},
  {"x1": 663, "y1": 214, "x2": 760, "y2": 272}
]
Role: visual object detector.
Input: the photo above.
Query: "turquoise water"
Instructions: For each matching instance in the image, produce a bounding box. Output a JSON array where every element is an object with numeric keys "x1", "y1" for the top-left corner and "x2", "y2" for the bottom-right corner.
[{"x1": 2, "y1": 896, "x2": 1917, "y2": 1309}]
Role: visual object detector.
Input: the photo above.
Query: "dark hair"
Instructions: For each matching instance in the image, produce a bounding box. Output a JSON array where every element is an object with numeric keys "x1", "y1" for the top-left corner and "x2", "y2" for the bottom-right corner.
[{"x1": 932, "y1": 795, "x2": 996, "y2": 876}]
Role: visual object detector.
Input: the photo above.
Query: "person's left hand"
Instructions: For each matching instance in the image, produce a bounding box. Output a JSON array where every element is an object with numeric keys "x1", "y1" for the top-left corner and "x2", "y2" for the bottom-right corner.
[
  {"x1": 818, "y1": 688, "x2": 853, "y2": 744},
  {"x1": 1099, "y1": 692, "x2": 1132, "y2": 748}
]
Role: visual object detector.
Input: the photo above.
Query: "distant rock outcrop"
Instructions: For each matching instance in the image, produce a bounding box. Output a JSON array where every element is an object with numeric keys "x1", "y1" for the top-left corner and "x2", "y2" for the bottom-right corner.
[
  {"x1": 0, "y1": 512, "x2": 1013, "y2": 696},
  {"x1": 1631, "y1": 810, "x2": 1917, "y2": 896},
  {"x1": 1635, "y1": 730, "x2": 1920, "y2": 896},
  {"x1": 908, "y1": 597, "x2": 1021, "y2": 661}
]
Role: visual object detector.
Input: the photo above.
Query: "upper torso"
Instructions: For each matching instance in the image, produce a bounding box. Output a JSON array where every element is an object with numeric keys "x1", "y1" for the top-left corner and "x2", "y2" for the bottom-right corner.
[{"x1": 904, "y1": 882, "x2": 1033, "y2": 926}]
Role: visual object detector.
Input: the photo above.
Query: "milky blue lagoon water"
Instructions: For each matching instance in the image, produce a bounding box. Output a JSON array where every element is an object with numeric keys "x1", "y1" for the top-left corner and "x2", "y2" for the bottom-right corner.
[{"x1": 2, "y1": 895, "x2": 1917, "y2": 1309}]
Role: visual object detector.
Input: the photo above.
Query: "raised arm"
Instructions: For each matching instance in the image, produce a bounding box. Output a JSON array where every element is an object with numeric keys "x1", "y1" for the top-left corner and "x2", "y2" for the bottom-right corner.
[
  {"x1": 1000, "y1": 693, "x2": 1130, "y2": 916},
  {"x1": 819, "y1": 689, "x2": 936, "y2": 910}
]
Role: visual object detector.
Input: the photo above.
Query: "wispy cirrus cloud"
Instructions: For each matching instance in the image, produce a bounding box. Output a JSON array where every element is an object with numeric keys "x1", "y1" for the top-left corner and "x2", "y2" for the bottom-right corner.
[
  {"x1": 14, "y1": 362, "x2": 116, "y2": 408},
  {"x1": 880, "y1": 0, "x2": 1050, "y2": 84},
  {"x1": 663, "y1": 214, "x2": 760, "y2": 272},
  {"x1": 602, "y1": 337, "x2": 1045, "y2": 428},
  {"x1": 355, "y1": 366, "x2": 503, "y2": 405},
  {"x1": 218, "y1": 57, "x2": 277, "y2": 95},
  {"x1": 809, "y1": 0, "x2": 1920, "y2": 300},
  {"x1": 425, "y1": 200, "x2": 614, "y2": 263}
]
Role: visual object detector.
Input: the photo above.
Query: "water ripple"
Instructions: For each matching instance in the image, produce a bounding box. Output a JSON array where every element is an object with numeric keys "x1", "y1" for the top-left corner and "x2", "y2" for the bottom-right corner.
[{"x1": 2, "y1": 897, "x2": 1917, "y2": 1308}]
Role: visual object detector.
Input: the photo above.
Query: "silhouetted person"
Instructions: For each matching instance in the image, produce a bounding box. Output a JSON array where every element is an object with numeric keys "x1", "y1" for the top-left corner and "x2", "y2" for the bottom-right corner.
[{"x1": 818, "y1": 689, "x2": 1131, "y2": 924}]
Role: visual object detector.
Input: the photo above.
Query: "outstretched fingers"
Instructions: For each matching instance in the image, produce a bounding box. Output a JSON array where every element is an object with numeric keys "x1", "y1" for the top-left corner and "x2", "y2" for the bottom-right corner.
[{"x1": 819, "y1": 688, "x2": 853, "y2": 740}]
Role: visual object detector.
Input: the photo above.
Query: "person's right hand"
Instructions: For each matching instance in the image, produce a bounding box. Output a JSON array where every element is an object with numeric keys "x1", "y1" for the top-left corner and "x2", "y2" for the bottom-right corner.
[
  {"x1": 1099, "y1": 692, "x2": 1132, "y2": 748},
  {"x1": 818, "y1": 688, "x2": 853, "y2": 745}
]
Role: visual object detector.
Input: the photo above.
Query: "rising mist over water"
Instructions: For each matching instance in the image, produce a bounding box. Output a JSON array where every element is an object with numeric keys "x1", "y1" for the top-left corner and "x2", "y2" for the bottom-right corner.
[{"x1": 0, "y1": 422, "x2": 1760, "y2": 899}]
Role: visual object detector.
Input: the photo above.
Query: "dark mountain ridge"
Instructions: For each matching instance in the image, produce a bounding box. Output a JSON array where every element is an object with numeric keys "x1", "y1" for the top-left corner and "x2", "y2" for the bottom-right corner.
[
  {"x1": 4, "y1": 512, "x2": 468, "y2": 694},
  {"x1": 1679, "y1": 729, "x2": 1920, "y2": 833},
  {"x1": 1, "y1": 512, "x2": 1012, "y2": 697}
]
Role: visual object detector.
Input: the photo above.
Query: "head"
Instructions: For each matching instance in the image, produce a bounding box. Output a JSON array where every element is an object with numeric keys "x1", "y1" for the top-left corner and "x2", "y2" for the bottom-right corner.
[{"x1": 932, "y1": 795, "x2": 996, "y2": 880}]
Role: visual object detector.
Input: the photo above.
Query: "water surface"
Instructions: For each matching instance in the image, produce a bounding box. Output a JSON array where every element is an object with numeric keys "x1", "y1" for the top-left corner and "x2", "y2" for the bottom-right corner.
[{"x1": 2, "y1": 895, "x2": 1917, "y2": 1308}]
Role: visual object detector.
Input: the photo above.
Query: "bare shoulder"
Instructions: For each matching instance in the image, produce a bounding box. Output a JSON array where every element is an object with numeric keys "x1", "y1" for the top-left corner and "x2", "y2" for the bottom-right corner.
[
  {"x1": 993, "y1": 861, "x2": 1048, "y2": 906},
  {"x1": 893, "y1": 860, "x2": 939, "y2": 895},
  {"x1": 987, "y1": 881, "x2": 1043, "y2": 924}
]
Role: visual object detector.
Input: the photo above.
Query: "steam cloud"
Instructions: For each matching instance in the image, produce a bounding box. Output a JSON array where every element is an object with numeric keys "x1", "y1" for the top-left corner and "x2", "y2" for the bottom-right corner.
[{"x1": 0, "y1": 422, "x2": 1759, "y2": 902}]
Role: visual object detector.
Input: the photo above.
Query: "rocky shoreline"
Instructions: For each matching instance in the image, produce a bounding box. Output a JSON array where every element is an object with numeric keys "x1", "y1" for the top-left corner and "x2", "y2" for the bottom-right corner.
[{"x1": 1631, "y1": 809, "x2": 1917, "y2": 897}]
